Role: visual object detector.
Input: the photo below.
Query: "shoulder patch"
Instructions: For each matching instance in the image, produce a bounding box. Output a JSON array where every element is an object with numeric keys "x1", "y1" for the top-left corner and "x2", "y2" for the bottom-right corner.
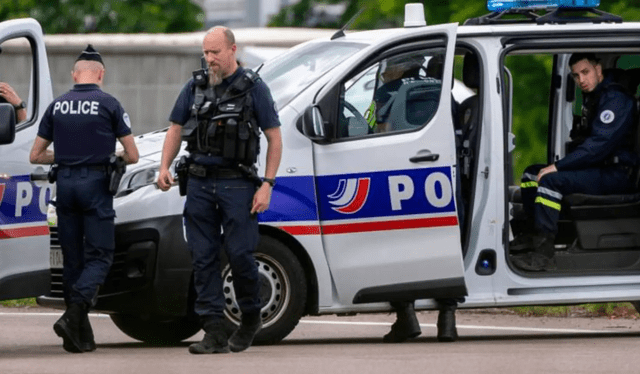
[
  {"x1": 600, "y1": 110, "x2": 615, "y2": 124},
  {"x1": 123, "y1": 112, "x2": 131, "y2": 128}
]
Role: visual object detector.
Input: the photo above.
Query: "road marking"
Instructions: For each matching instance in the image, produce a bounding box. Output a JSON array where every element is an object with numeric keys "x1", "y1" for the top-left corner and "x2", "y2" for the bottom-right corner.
[
  {"x1": 0, "y1": 312, "x2": 620, "y2": 334},
  {"x1": 0, "y1": 312, "x2": 109, "y2": 317},
  {"x1": 299, "y1": 319, "x2": 615, "y2": 334}
]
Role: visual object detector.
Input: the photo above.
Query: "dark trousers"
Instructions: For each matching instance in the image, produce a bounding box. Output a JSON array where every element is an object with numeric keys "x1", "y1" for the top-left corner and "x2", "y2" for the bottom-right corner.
[
  {"x1": 184, "y1": 175, "x2": 261, "y2": 321},
  {"x1": 56, "y1": 167, "x2": 115, "y2": 306},
  {"x1": 520, "y1": 164, "x2": 634, "y2": 234}
]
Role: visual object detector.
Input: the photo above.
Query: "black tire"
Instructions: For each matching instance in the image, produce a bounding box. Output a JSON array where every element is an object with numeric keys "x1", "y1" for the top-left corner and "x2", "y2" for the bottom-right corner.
[
  {"x1": 222, "y1": 236, "x2": 307, "y2": 345},
  {"x1": 109, "y1": 314, "x2": 200, "y2": 345}
]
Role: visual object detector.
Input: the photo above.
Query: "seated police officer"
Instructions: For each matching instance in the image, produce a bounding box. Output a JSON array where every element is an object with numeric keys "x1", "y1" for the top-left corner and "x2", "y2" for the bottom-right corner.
[
  {"x1": 366, "y1": 54, "x2": 431, "y2": 133},
  {"x1": 157, "y1": 26, "x2": 282, "y2": 354},
  {"x1": 511, "y1": 53, "x2": 638, "y2": 271},
  {"x1": 29, "y1": 45, "x2": 139, "y2": 353}
]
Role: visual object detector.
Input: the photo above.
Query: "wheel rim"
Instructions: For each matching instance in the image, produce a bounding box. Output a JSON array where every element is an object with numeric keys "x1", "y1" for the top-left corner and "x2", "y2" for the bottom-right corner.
[{"x1": 222, "y1": 253, "x2": 291, "y2": 328}]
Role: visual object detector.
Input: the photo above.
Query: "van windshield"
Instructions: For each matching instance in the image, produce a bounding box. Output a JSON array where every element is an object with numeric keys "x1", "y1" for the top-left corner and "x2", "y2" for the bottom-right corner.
[{"x1": 259, "y1": 41, "x2": 367, "y2": 109}]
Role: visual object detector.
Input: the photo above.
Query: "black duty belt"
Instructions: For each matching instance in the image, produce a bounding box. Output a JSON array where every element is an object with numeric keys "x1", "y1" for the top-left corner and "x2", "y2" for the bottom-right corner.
[
  {"x1": 59, "y1": 165, "x2": 107, "y2": 172},
  {"x1": 188, "y1": 164, "x2": 243, "y2": 179}
]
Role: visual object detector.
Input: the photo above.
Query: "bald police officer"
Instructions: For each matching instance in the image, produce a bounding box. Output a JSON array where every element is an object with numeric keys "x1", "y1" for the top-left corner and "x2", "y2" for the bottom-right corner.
[
  {"x1": 30, "y1": 45, "x2": 139, "y2": 353},
  {"x1": 158, "y1": 26, "x2": 282, "y2": 354}
]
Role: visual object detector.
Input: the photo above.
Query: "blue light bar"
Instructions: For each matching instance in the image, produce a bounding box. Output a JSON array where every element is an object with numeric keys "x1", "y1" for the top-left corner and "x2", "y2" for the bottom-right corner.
[{"x1": 487, "y1": 0, "x2": 600, "y2": 12}]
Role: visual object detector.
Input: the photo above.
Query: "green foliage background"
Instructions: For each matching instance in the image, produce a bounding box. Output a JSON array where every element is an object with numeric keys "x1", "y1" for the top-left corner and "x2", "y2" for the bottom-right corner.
[{"x1": 0, "y1": 0, "x2": 204, "y2": 33}]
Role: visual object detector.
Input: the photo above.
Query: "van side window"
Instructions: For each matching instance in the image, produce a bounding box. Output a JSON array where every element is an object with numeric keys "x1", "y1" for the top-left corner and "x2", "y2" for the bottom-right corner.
[
  {"x1": 339, "y1": 48, "x2": 445, "y2": 138},
  {"x1": 0, "y1": 37, "x2": 34, "y2": 126}
]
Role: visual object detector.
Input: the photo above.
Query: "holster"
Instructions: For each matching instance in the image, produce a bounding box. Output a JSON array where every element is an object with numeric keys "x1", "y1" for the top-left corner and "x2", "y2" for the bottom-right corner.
[
  {"x1": 107, "y1": 155, "x2": 126, "y2": 195},
  {"x1": 236, "y1": 163, "x2": 262, "y2": 187},
  {"x1": 175, "y1": 156, "x2": 191, "y2": 196},
  {"x1": 48, "y1": 165, "x2": 58, "y2": 184}
]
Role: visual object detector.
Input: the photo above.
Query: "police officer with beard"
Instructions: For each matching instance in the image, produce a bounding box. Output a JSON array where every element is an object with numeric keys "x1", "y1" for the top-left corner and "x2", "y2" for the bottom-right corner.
[
  {"x1": 511, "y1": 53, "x2": 638, "y2": 271},
  {"x1": 157, "y1": 26, "x2": 282, "y2": 354},
  {"x1": 29, "y1": 45, "x2": 139, "y2": 353}
]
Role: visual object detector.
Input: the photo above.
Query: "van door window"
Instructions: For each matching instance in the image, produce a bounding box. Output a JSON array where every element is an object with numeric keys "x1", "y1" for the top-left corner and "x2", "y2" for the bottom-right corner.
[
  {"x1": 339, "y1": 48, "x2": 446, "y2": 138},
  {"x1": 0, "y1": 37, "x2": 34, "y2": 127}
]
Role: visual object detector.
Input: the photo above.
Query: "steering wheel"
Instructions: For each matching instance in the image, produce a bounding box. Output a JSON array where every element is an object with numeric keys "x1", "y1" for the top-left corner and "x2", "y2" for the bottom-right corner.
[{"x1": 342, "y1": 101, "x2": 370, "y2": 136}]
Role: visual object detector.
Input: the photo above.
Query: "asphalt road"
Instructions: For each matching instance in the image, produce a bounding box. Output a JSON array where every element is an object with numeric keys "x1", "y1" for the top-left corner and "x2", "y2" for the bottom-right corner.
[{"x1": 2, "y1": 308, "x2": 640, "y2": 374}]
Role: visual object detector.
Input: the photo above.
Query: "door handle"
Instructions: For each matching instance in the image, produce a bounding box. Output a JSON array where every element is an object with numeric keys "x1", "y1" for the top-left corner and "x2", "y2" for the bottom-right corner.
[{"x1": 410, "y1": 153, "x2": 439, "y2": 163}]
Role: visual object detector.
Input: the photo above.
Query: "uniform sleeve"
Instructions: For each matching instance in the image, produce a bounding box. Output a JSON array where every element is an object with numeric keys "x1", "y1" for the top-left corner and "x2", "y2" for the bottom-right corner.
[
  {"x1": 168, "y1": 80, "x2": 195, "y2": 126},
  {"x1": 251, "y1": 80, "x2": 280, "y2": 131},
  {"x1": 112, "y1": 101, "x2": 133, "y2": 137},
  {"x1": 556, "y1": 89, "x2": 635, "y2": 171},
  {"x1": 36, "y1": 103, "x2": 54, "y2": 141}
]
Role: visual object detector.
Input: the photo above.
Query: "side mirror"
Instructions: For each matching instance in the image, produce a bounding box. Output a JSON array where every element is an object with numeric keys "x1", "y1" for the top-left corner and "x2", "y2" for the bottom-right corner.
[
  {"x1": 301, "y1": 105, "x2": 328, "y2": 143},
  {"x1": 0, "y1": 103, "x2": 16, "y2": 145}
]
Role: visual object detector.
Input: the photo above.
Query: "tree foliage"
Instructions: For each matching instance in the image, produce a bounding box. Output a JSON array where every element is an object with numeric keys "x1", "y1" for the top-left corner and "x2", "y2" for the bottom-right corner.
[{"x1": 0, "y1": 0, "x2": 204, "y2": 34}]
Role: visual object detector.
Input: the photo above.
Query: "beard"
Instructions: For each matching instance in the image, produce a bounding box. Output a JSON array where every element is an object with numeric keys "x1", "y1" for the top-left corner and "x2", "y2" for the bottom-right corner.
[{"x1": 208, "y1": 67, "x2": 223, "y2": 86}]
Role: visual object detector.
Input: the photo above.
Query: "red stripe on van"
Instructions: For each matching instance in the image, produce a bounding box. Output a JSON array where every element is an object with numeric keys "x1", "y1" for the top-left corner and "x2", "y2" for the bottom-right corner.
[
  {"x1": 275, "y1": 216, "x2": 458, "y2": 236},
  {"x1": 0, "y1": 225, "x2": 50, "y2": 239}
]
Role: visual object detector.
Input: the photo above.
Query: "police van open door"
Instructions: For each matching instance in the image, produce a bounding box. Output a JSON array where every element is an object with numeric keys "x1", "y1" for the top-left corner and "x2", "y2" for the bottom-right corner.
[
  {"x1": 302, "y1": 23, "x2": 467, "y2": 306},
  {"x1": 0, "y1": 19, "x2": 54, "y2": 300}
]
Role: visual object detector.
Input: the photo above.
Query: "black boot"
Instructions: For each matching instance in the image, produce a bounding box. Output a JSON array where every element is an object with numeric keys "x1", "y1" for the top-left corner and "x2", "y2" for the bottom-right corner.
[
  {"x1": 62, "y1": 313, "x2": 96, "y2": 353},
  {"x1": 383, "y1": 302, "x2": 421, "y2": 343},
  {"x1": 79, "y1": 313, "x2": 96, "y2": 352},
  {"x1": 437, "y1": 304, "x2": 458, "y2": 342},
  {"x1": 54, "y1": 303, "x2": 87, "y2": 353},
  {"x1": 189, "y1": 319, "x2": 230, "y2": 354},
  {"x1": 511, "y1": 233, "x2": 556, "y2": 272},
  {"x1": 229, "y1": 312, "x2": 262, "y2": 352}
]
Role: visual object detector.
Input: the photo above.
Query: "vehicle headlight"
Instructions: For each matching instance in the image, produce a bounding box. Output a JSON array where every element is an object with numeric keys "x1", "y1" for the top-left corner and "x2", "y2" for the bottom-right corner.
[{"x1": 116, "y1": 166, "x2": 161, "y2": 197}]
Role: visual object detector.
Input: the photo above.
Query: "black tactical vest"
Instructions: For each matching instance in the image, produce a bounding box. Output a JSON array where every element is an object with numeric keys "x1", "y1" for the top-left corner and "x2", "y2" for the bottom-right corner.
[{"x1": 181, "y1": 69, "x2": 260, "y2": 166}]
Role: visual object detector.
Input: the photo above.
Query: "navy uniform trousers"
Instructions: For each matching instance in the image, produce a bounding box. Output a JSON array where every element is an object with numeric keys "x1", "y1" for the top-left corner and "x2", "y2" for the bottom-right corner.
[
  {"x1": 520, "y1": 164, "x2": 635, "y2": 234},
  {"x1": 56, "y1": 166, "x2": 115, "y2": 306},
  {"x1": 184, "y1": 174, "x2": 261, "y2": 321}
]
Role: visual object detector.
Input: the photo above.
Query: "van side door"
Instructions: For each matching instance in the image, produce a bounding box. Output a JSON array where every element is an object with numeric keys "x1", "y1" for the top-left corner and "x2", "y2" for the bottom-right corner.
[{"x1": 305, "y1": 24, "x2": 467, "y2": 306}]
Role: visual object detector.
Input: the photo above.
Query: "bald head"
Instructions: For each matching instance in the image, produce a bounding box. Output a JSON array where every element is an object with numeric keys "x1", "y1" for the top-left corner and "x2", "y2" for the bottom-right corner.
[
  {"x1": 203, "y1": 26, "x2": 238, "y2": 85},
  {"x1": 205, "y1": 26, "x2": 235, "y2": 47},
  {"x1": 72, "y1": 60, "x2": 105, "y2": 85}
]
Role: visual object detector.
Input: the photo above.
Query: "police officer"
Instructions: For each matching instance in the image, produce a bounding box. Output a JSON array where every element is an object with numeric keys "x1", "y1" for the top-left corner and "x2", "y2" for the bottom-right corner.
[
  {"x1": 511, "y1": 53, "x2": 638, "y2": 271},
  {"x1": 157, "y1": 26, "x2": 282, "y2": 354},
  {"x1": 29, "y1": 45, "x2": 139, "y2": 353},
  {"x1": 367, "y1": 54, "x2": 436, "y2": 133}
]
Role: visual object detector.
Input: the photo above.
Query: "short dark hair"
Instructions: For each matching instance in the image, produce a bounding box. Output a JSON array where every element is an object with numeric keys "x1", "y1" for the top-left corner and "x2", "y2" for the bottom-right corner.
[{"x1": 569, "y1": 53, "x2": 599, "y2": 68}]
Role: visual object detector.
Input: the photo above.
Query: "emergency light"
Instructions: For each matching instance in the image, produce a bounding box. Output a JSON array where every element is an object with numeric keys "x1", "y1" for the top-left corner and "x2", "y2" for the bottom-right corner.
[{"x1": 487, "y1": 0, "x2": 600, "y2": 12}]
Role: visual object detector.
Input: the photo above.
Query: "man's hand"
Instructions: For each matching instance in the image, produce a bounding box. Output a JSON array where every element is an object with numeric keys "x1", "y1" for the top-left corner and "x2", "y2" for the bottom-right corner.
[
  {"x1": 157, "y1": 167, "x2": 174, "y2": 191},
  {"x1": 537, "y1": 164, "x2": 558, "y2": 182},
  {"x1": 0, "y1": 82, "x2": 22, "y2": 107},
  {"x1": 251, "y1": 183, "x2": 272, "y2": 214}
]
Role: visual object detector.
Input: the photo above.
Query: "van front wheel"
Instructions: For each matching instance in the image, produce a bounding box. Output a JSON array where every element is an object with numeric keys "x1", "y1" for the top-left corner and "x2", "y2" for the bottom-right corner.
[{"x1": 222, "y1": 236, "x2": 307, "y2": 345}]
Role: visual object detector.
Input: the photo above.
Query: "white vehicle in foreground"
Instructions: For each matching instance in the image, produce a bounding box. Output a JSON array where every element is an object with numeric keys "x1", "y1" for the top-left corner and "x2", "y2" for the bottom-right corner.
[
  {"x1": 0, "y1": 19, "x2": 54, "y2": 301},
  {"x1": 35, "y1": 1, "x2": 640, "y2": 344}
]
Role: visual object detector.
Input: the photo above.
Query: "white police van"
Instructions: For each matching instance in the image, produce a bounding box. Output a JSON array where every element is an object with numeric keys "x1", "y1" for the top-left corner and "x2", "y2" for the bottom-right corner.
[
  {"x1": 37, "y1": 1, "x2": 640, "y2": 344},
  {"x1": 0, "y1": 19, "x2": 54, "y2": 301}
]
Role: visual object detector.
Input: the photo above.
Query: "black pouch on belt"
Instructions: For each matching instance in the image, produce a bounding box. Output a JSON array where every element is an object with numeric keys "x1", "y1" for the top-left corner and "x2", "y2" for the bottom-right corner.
[{"x1": 223, "y1": 118, "x2": 238, "y2": 159}]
